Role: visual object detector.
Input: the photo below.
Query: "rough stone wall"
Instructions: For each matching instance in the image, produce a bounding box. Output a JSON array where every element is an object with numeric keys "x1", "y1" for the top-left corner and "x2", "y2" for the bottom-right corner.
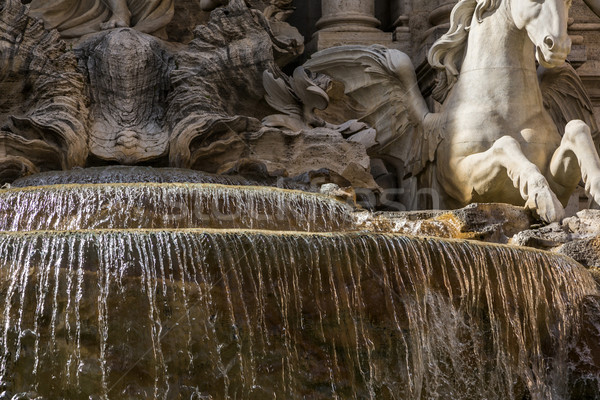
[{"x1": 166, "y1": 0, "x2": 211, "y2": 43}]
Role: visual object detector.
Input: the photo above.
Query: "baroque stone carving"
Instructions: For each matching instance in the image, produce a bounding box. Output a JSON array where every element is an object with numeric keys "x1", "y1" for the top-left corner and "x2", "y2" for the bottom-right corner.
[
  {"x1": 0, "y1": 0, "x2": 376, "y2": 189},
  {"x1": 26, "y1": 0, "x2": 303, "y2": 65},
  {"x1": 261, "y1": 66, "x2": 378, "y2": 155},
  {"x1": 76, "y1": 28, "x2": 173, "y2": 164},
  {"x1": 306, "y1": 0, "x2": 600, "y2": 222},
  {"x1": 28, "y1": 0, "x2": 176, "y2": 38},
  {"x1": 0, "y1": 0, "x2": 88, "y2": 182},
  {"x1": 262, "y1": 67, "x2": 331, "y2": 131}
]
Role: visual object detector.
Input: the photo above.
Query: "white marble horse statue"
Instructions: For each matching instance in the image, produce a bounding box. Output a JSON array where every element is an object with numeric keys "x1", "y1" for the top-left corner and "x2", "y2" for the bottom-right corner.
[{"x1": 305, "y1": 0, "x2": 600, "y2": 222}]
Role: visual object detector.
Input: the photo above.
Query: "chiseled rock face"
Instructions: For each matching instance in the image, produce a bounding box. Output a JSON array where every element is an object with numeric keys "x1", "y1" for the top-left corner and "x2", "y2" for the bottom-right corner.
[
  {"x1": 355, "y1": 203, "x2": 536, "y2": 244},
  {"x1": 354, "y1": 203, "x2": 600, "y2": 279},
  {"x1": 559, "y1": 237, "x2": 600, "y2": 268},
  {"x1": 0, "y1": 0, "x2": 375, "y2": 189},
  {"x1": 77, "y1": 28, "x2": 173, "y2": 164},
  {"x1": 556, "y1": 210, "x2": 600, "y2": 269},
  {"x1": 0, "y1": 0, "x2": 89, "y2": 181},
  {"x1": 511, "y1": 223, "x2": 574, "y2": 249},
  {"x1": 506, "y1": 210, "x2": 600, "y2": 269}
]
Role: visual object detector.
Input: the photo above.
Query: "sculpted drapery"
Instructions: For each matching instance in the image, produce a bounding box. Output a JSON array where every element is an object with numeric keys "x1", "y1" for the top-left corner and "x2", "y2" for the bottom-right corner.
[{"x1": 28, "y1": 0, "x2": 175, "y2": 38}]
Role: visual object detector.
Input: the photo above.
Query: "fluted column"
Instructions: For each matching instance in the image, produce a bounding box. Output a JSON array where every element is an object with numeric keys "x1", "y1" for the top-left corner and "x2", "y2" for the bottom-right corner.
[{"x1": 307, "y1": 0, "x2": 400, "y2": 54}]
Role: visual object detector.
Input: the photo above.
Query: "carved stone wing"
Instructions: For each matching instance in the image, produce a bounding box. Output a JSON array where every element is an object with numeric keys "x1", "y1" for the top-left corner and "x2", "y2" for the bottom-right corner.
[
  {"x1": 538, "y1": 63, "x2": 600, "y2": 146},
  {"x1": 304, "y1": 45, "x2": 440, "y2": 177}
]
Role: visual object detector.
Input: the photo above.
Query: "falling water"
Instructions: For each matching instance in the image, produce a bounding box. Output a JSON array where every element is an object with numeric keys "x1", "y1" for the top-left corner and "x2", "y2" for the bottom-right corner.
[
  {"x1": 0, "y1": 184, "x2": 354, "y2": 232},
  {"x1": 0, "y1": 230, "x2": 597, "y2": 399}
]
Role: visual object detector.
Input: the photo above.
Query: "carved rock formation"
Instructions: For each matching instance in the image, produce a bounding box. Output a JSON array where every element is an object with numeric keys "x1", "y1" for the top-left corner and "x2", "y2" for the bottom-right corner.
[
  {"x1": 0, "y1": 0, "x2": 375, "y2": 190},
  {"x1": 262, "y1": 67, "x2": 331, "y2": 131},
  {"x1": 76, "y1": 28, "x2": 173, "y2": 164},
  {"x1": 166, "y1": 1, "x2": 377, "y2": 188},
  {"x1": 0, "y1": 0, "x2": 88, "y2": 182},
  {"x1": 28, "y1": 0, "x2": 175, "y2": 38},
  {"x1": 356, "y1": 203, "x2": 537, "y2": 243}
]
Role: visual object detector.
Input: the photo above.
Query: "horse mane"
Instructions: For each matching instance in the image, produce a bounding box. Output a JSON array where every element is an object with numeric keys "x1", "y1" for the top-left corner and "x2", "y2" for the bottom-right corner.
[{"x1": 427, "y1": 0, "x2": 501, "y2": 102}]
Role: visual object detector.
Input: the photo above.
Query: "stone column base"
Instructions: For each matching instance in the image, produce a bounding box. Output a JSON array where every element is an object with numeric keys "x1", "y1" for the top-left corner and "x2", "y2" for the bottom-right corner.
[{"x1": 307, "y1": 30, "x2": 402, "y2": 54}]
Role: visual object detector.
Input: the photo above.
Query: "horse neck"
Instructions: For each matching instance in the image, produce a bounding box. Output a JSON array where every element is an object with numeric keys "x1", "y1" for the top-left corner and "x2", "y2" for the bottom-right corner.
[{"x1": 460, "y1": 3, "x2": 538, "y2": 83}]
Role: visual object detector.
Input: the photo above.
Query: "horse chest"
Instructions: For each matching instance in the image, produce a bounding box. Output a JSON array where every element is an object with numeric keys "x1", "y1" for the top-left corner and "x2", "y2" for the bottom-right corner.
[{"x1": 443, "y1": 99, "x2": 559, "y2": 145}]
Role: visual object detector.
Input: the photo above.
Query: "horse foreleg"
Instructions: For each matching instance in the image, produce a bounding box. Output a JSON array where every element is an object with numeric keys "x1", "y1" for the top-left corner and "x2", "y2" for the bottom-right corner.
[
  {"x1": 450, "y1": 136, "x2": 564, "y2": 222},
  {"x1": 549, "y1": 120, "x2": 600, "y2": 206}
]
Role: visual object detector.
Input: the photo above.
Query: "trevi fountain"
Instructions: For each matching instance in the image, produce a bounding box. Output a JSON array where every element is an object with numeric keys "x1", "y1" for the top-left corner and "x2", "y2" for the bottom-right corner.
[{"x1": 1, "y1": 0, "x2": 600, "y2": 398}]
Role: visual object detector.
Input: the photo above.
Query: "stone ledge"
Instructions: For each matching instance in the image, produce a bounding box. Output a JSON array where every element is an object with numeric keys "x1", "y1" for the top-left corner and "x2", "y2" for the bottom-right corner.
[
  {"x1": 355, "y1": 203, "x2": 535, "y2": 243},
  {"x1": 355, "y1": 204, "x2": 600, "y2": 279}
]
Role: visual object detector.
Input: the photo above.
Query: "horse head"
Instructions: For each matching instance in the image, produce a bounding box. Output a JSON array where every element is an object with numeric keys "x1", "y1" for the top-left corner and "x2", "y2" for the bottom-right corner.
[{"x1": 510, "y1": 0, "x2": 572, "y2": 68}]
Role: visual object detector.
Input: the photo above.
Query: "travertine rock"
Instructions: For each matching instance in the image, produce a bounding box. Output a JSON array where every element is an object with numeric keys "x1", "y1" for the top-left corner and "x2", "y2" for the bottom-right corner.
[
  {"x1": 355, "y1": 203, "x2": 535, "y2": 243},
  {"x1": 0, "y1": 0, "x2": 374, "y2": 188},
  {"x1": 76, "y1": 28, "x2": 173, "y2": 164},
  {"x1": 369, "y1": 205, "x2": 600, "y2": 270},
  {"x1": 218, "y1": 126, "x2": 377, "y2": 189},
  {"x1": 260, "y1": 0, "x2": 304, "y2": 65},
  {"x1": 354, "y1": 203, "x2": 600, "y2": 268},
  {"x1": 261, "y1": 66, "x2": 378, "y2": 153},
  {"x1": 262, "y1": 67, "x2": 331, "y2": 131},
  {"x1": 559, "y1": 237, "x2": 600, "y2": 267},
  {"x1": 166, "y1": 1, "x2": 278, "y2": 167},
  {"x1": 565, "y1": 209, "x2": 600, "y2": 235},
  {"x1": 509, "y1": 209, "x2": 600, "y2": 254},
  {"x1": 544, "y1": 210, "x2": 600, "y2": 267},
  {"x1": 511, "y1": 223, "x2": 574, "y2": 249},
  {"x1": 164, "y1": 1, "x2": 375, "y2": 188},
  {"x1": 0, "y1": 0, "x2": 88, "y2": 181},
  {"x1": 26, "y1": 0, "x2": 303, "y2": 65}
]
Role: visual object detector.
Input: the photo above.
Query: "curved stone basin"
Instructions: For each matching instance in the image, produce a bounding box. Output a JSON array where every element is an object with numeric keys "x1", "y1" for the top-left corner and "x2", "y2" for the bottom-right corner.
[
  {"x1": 0, "y1": 230, "x2": 598, "y2": 399},
  {"x1": 10, "y1": 166, "x2": 259, "y2": 187},
  {"x1": 0, "y1": 183, "x2": 354, "y2": 232}
]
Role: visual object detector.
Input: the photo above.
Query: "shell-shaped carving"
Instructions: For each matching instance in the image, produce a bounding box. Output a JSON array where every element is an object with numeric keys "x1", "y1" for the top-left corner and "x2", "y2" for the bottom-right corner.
[{"x1": 77, "y1": 28, "x2": 172, "y2": 164}]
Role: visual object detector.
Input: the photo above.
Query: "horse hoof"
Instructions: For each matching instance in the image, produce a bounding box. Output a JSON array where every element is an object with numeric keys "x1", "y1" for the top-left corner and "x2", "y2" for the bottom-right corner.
[{"x1": 525, "y1": 189, "x2": 565, "y2": 223}]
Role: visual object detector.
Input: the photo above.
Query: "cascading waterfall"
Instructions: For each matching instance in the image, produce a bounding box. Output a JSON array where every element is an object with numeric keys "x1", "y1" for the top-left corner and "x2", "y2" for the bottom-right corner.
[
  {"x1": 0, "y1": 184, "x2": 354, "y2": 232},
  {"x1": 0, "y1": 174, "x2": 598, "y2": 399}
]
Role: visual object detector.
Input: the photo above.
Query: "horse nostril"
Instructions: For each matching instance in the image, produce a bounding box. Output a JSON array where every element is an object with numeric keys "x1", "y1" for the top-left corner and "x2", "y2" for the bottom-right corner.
[{"x1": 544, "y1": 36, "x2": 555, "y2": 50}]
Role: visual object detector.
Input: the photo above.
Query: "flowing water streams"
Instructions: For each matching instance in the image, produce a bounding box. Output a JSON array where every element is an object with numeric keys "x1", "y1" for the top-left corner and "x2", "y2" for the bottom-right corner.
[
  {"x1": 0, "y1": 172, "x2": 598, "y2": 399},
  {"x1": 0, "y1": 184, "x2": 353, "y2": 232}
]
